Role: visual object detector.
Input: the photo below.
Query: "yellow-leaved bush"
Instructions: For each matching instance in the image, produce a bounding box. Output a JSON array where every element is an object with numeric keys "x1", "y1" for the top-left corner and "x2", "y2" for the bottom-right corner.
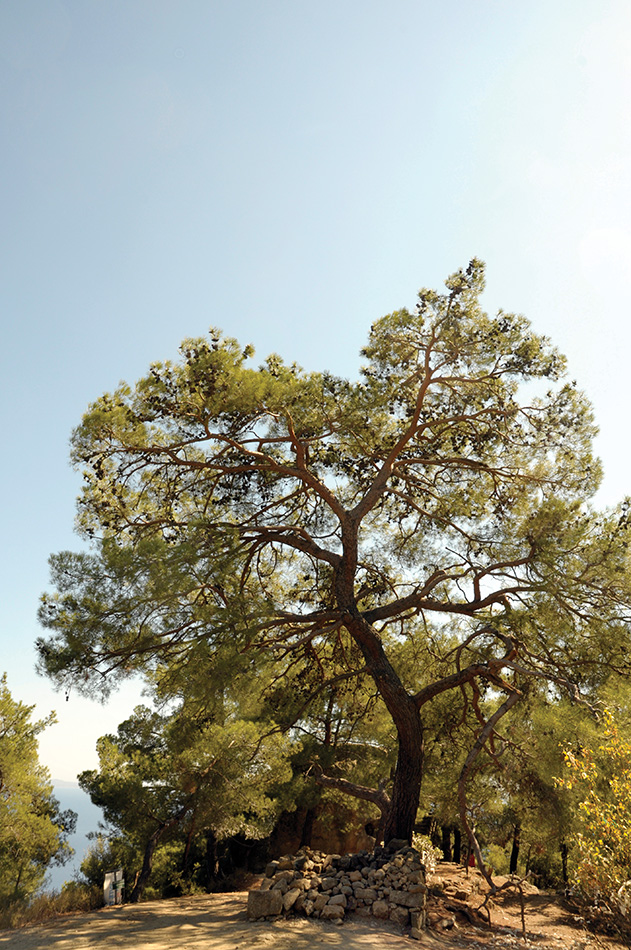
[{"x1": 557, "y1": 712, "x2": 631, "y2": 913}]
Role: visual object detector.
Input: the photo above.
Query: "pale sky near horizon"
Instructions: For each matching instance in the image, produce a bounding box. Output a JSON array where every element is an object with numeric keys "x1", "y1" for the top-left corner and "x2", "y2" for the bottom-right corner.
[{"x1": 1, "y1": 0, "x2": 631, "y2": 783}]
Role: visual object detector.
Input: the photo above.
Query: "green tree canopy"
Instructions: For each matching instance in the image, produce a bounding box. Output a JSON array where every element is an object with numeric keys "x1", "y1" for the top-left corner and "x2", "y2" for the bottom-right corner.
[
  {"x1": 38, "y1": 261, "x2": 631, "y2": 842},
  {"x1": 80, "y1": 697, "x2": 294, "y2": 901},
  {"x1": 0, "y1": 676, "x2": 76, "y2": 912}
]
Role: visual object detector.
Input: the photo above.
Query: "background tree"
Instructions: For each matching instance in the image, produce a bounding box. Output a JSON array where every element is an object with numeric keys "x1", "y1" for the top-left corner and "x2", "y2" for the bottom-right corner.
[
  {"x1": 38, "y1": 261, "x2": 631, "y2": 843},
  {"x1": 0, "y1": 675, "x2": 76, "y2": 916},
  {"x1": 79, "y1": 697, "x2": 293, "y2": 901}
]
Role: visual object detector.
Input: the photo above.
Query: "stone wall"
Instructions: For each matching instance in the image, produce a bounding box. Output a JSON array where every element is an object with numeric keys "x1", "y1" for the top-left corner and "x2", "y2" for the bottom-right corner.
[{"x1": 247, "y1": 841, "x2": 427, "y2": 939}]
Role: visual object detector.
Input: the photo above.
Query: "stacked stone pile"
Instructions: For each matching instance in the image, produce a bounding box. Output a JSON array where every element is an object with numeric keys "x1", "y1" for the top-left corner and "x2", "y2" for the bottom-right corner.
[{"x1": 247, "y1": 840, "x2": 427, "y2": 938}]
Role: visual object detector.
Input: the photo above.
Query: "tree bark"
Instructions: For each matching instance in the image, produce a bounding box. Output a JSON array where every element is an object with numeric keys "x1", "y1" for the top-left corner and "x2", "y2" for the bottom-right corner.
[
  {"x1": 441, "y1": 825, "x2": 452, "y2": 862},
  {"x1": 382, "y1": 711, "x2": 424, "y2": 843},
  {"x1": 453, "y1": 826, "x2": 462, "y2": 864},
  {"x1": 129, "y1": 805, "x2": 190, "y2": 903},
  {"x1": 205, "y1": 829, "x2": 219, "y2": 887},
  {"x1": 313, "y1": 767, "x2": 391, "y2": 844},
  {"x1": 337, "y1": 564, "x2": 425, "y2": 845},
  {"x1": 509, "y1": 823, "x2": 521, "y2": 875},
  {"x1": 182, "y1": 814, "x2": 196, "y2": 876},
  {"x1": 341, "y1": 615, "x2": 424, "y2": 844},
  {"x1": 299, "y1": 807, "x2": 316, "y2": 848},
  {"x1": 129, "y1": 826, "x2": 163, "y2": 903},
  {"x1": 560, "y1": 841, "x2": 568, "y2": 887},
  {"x1": 457, "y1": 690, "x2": 521, "y2": 892}
]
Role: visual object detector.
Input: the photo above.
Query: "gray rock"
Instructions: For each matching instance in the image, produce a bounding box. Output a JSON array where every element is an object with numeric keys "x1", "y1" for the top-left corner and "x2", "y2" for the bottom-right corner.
[
  {"x1": 247, "y1": 888, "x2": 283, "y2": 919},
  {"x1": 389, "y1": 905, "x2": 410, "y2": 926},
  {"x1": 386, "y1": 838, "x2": 409, "y2": 853},
  {"x1": 320, "y1": 903, "x2": 345, "y2": 920},
  {"x1": 282, "y1": 888, "x2": 301, "y2": 912},
  {"x1": 353, "y1": 886, "x2": 378, "y2": 901},
  {"x1": 372, "y1": 899, "x2": 390, "y2": 919},
  {"x1": 389, "y1": 889, "x2": 423, "y2": 908},
  {"x1": 328, "y1": 893, "x2": 347, "y2": 907},
  {"x1": 314, "y1": 893, "x2": 330, "y2": 912}
]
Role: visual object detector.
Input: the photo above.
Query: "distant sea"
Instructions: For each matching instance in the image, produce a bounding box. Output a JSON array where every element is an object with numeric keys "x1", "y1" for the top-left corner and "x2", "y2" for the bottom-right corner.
[{"x1": 45, "y1": 782, "x2": 105, "y2": 892}]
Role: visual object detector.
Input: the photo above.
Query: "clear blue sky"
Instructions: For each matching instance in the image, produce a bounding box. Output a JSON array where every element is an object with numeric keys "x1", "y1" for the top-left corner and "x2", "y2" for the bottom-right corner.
[{"x1": 1, "y1": 0, "x2": 630, "y2": 783}]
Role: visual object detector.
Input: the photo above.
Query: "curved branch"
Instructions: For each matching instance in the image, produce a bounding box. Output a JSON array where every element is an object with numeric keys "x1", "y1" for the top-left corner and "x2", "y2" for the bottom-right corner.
[
  {"x1": 457, "y1": 690, "x2": 521, "y2": 892},
  {"x1": 311, "y1": 764, "x2": 391, "y2": 842}
]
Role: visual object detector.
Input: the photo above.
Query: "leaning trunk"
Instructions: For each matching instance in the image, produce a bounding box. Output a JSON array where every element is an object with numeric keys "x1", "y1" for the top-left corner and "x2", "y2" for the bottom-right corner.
[
  {"x1": 382, "y1": 704, "x2": 424, "y2": 844},
  {"x1": 509, "y1": 823, "x2": 521, "y2": 875},
  {"x1": 441, "y1": 826, "x2": 452, "y2": 862},
  {"x1": 453, "y1": 827, "x2": 462, "y2": 864},
  {"x1": 300, "y1": 807, "x2": 316, "y2": 848},
  {"x1": 129, "y1": 806, "x2": 189, "y2": 903},
  {"x1": 343, "y1": 610, "x2": 425, "y2": 846},
  {"x1": 560, "y1": 841, "x2": 569, "y2": 887},
  {"x1": 129, "y1": 826, "x2": 164, "y2": 903},
  {"x1": 205, "y1": 829, "x2": 219, "y2": 887}
]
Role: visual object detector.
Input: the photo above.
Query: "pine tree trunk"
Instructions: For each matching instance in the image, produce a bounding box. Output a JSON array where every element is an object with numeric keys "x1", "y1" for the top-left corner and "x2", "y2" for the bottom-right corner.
[
  {"x1": 441, "y1": 825, "x2": 452, "y2": 862},
  {"x1": 299, "y1": 807, "x2": 316, "y2": 848},
  {"x1": 342, "y1": 608, "x2": 425, "y2": 846},
  {"x1": 382, "y1": 718, "x2": 423, "y2": 844},
  {"x1": 509, "y1": 823, "x2": 521, "y2": 875},
  {"x1": 453, "y1": 827, "x2": 462, "y2": 864},
  {"x1": 560, "y1": 841, "x2": 568, "y2": 886},
  {"x1": 182, "y1": 814, "x2": 197, "y2": 876},
  {"x1": 205, "y1": 830, "x2": 219, "y2": 887},
  {"x1": 129, "y1": 827, "x2": 163, "y2": 903}
]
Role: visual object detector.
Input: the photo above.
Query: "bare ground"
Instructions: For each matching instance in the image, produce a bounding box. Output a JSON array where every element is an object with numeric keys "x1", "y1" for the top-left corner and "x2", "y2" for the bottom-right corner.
[{"x1": 0, "y1": 866, "x2": 628, "y2": 950}]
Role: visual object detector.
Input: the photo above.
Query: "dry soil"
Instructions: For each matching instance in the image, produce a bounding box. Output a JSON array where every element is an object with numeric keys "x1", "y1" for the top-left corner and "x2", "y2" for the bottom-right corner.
[{"x1": 0, "y1": 866, "x2": 628, "y2": 950}]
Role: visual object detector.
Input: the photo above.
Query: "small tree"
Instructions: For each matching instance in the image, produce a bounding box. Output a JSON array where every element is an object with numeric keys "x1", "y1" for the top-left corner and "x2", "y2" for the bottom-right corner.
[
  {"x1": 0, "y1": 676, "x2": 76, "y2": 914},
  {"x1": 38, "y1": 261, "x2": 631, "y2": 843},
  {"x1": 80, "y1": 702, "x2": 293, "y2": 901}
]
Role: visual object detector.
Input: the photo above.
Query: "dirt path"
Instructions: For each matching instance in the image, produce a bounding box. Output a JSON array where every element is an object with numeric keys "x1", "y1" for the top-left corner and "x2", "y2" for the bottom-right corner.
[
  {"x1": 0, "y1": 893, "x2": 421, "y2": 950},
  {"x1": 0, "y1": 883, "x2": 628, "y2": 950}
]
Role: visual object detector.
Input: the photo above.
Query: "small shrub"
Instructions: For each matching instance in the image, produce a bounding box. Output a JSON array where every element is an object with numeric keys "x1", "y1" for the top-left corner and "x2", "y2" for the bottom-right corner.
[
  {"x1": 0, "y1": 881, "x2": 102, "y2": 931},
  {"x1": 557, "y1": 711, "x2": 631, "y2": 914},
  {"x1": 411, "y1": 833, "x2": 443, "y2": 872}
]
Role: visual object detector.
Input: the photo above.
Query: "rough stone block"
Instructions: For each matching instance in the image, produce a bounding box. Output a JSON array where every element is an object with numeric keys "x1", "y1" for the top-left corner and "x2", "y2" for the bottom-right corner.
[
  {"x1": 386, "y1": 838, "x2": 409, "y2": 853},
  {"x1": 314, "y1": 893, "x2": 330, "y2": 912},
  {"x1": 371, "y1": 899, "x2": 390, "y2": 919},
  {"x1": 389, "y1": 889, "x2": 423, "y2": 908},
  {"x1": 354, "y1": 886, "x2": 378, "y2": 901},
  {"x1": 247, "y1": 888, "x2": 283, "y2": 919},
  {"x1": 320, "y1": 903, "x2": 345, "y2": 920},
  {"x1": 328, "y1": 893, "x2": 347, "y2": 907},
  {"x1": 389, "y1": 905, "x2": 410, "y2": 927},
  {"x1": 282, "y1": 888, "x2": 301, "y2": 912}
]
